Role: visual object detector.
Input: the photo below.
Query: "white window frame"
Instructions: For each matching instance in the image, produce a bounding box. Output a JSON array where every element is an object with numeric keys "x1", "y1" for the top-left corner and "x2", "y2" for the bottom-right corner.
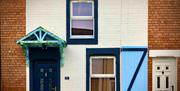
[
  {"x1": 90, "y1": 56, "x2": 116, "y2": 91},
  {"x1": 70, "y1": 0, "x2": 95, "y2": 39}
]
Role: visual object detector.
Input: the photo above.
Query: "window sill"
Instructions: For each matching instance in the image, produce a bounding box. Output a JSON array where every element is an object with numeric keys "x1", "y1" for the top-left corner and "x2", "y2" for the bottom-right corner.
[{"x1": 67, "y1": 38, "x2": 97, "y2": 44}]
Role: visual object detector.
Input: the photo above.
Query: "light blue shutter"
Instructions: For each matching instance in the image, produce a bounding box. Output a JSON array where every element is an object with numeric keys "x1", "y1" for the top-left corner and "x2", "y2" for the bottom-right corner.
[{"x1": 122, "y1": 47, "x2": 148, "y2": 91}]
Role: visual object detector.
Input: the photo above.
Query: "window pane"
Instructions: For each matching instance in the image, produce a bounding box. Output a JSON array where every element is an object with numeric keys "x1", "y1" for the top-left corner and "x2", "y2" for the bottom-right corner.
[
  {"x1": 40, "y1": 78, "x2": 44, "y2": 91},
  {"x1": 157, "y1": 66, "x2": 160, "y2": 70},
  {"x1": 73, "y1": 2, "x2": 92, "y2": 16},
  {"x1": 92, "y1": 58, "x2": 114, "y2": 74},
  {"x1": 91, "y1": 78, "x2": 115, "y2": 91},
  {"x1": 157, "y1": 77, "x2": 160, "y2": 89},
  {"x1": 166, "y1": 76, "x2": 169, "y2": 88},
  {"x1": 166, "y1": 66, "x2": 169, "y2": 70},
  {"x1": 72, "y1": 20, "x2": 93, "y2": 35}
]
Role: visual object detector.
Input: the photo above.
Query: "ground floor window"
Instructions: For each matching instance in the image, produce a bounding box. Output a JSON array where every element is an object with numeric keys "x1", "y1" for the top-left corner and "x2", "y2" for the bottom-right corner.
[
  {"x1": 90, "y1": 56, "x2": 116, "y2": 91},
  {"x1": 86, "y1": 48, "x2": 120, "y2": 91}
]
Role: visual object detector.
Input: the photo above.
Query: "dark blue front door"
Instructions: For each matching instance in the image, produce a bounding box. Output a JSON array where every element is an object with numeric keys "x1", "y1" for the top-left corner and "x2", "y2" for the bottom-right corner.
[{"x1": 33, "y1": 59, "x2": 58, "y2": 91}]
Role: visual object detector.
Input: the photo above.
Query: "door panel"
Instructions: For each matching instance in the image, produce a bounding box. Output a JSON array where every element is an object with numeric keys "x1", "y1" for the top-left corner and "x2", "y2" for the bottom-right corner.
[
  {"x1": 153, "y1": 58, "x2": 176, "y2": 91},
  {"x1": 34, "y1": 60, "x2": 57, "y2": 91}
]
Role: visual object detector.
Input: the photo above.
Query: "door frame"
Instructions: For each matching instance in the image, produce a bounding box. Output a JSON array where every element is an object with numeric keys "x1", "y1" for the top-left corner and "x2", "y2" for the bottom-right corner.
[
  {"x1": 152, "y1": 57, "x2": 177, "y2": 91},
  {"x1": 28, "y1": 47, "x2": 61, "y2": 91}
]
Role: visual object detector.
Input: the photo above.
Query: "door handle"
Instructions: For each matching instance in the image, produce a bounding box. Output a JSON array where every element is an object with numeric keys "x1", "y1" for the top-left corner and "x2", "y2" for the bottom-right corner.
[
  {"x1": 52, "y1": 86, "x2": 56, "y2": 91},
  {"x1": 171, "y1": 85, "x2": 174, "y2": 91}
]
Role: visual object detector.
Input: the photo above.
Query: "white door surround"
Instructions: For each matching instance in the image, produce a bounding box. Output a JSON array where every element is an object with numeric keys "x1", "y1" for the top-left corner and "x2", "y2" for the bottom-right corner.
[
  {"x1": 152, "y1": 58, "x2": 177, "y2": 91},
  {"x1": 149, "y1": 50, "x2": 180, "y2": 57}
]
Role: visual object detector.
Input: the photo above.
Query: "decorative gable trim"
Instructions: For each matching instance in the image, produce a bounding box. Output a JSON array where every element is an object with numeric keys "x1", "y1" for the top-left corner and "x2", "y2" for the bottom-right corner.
[{"x1": 17, "y1": 26, "x2": 67, "y2": 47}]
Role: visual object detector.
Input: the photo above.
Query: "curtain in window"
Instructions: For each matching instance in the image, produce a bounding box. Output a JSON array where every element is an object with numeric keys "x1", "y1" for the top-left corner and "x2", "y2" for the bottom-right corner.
[
  {"x1": 92, "y1": 58, "x2": 114, "y2": 74},
  {"x1": 91, "y1": 58, "x2": 115, "y2": 91},
  {"x1": 91, "y1": 78, "x2": 115, "y2": 91}
]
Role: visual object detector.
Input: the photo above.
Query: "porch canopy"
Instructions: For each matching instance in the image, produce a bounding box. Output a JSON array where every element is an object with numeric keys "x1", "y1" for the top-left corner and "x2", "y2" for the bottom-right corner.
[{"x1": 17, "y1": 26, "x2": 67, "y2": 66}]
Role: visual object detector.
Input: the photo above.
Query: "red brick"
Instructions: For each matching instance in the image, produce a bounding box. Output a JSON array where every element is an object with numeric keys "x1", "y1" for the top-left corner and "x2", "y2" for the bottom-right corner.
[
  {"x1": 0, "y1": 0, "x2": 26, "y2": 91},
  {"x1": 148, "y1": 0, "x2": 180, "y2": 49},
  {"x1": 148, "y1": 0, "x2": 180, "y2": 90}
]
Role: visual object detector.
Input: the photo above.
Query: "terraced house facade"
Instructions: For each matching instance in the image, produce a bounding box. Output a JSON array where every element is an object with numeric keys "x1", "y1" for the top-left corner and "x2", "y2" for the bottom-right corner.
[{"x1": 0, "y1": 0, "x2": 179, "y2": 91}]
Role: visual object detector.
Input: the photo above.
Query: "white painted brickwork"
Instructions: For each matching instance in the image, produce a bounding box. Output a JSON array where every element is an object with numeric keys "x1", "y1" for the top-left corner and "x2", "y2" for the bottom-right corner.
[
  {"x1": 26, "y1": 0, "x2": 147, "y2": 91},
  {"x1": 120, "y1": 0, "x2": 148, "y2": 46}
]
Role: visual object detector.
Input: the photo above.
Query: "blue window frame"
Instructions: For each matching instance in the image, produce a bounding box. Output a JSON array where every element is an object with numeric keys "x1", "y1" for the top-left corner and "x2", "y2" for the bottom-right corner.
[
  {"x1": 86, "y1": 48, "x2": 120, "y2": 91},
  {"x1": 66, "y1": 0, "x2": 98, "y2": 44}
]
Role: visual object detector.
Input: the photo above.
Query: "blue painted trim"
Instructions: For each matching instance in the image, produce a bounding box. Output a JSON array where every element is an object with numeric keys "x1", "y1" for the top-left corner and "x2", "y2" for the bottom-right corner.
[
  {"x1": 57, "y1": 53, "x2": 61, "y2": 91},
  {"x1": 121, "y1": 48, "x2": 148, "y2": 91},
  {"x1": 66, "y1": 0, "x2": 98, "y2": 44},
  {"x1": 122, "y1": 48, "x2": 147, "y2": 51},
  {"x1": 66, "y1": 0, "x2": 70, "y2": 44},
  {"x1": 86, "y1": 48, "x2": 120, "y2": 91},
  {"x1": 30, "y1": 56, "x2": 33, "y2": 91}
]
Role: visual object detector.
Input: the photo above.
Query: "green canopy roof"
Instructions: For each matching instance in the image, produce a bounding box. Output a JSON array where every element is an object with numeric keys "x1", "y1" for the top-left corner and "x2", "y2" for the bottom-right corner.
[{"x1": 17, "y1": 26, "x2": 67, "y2": 48}]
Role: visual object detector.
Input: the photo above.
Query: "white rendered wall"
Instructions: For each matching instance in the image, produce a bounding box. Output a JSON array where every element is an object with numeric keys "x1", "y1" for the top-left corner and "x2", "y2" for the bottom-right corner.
[
  {"x1": 120, "y1": 0, "x2": 148, "y2": 46},
  {"x1": 26, "y1": 0, "x2": 147, "y2": 91}
]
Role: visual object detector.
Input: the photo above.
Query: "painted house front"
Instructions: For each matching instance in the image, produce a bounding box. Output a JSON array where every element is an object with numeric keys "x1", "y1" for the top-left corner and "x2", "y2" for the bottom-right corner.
[
  {"x1": 0, "y1": 0, "x2": 179, "y2": 91},
  {"x1": 24, "y1": 0, "x2": 148, "y2": 91}
]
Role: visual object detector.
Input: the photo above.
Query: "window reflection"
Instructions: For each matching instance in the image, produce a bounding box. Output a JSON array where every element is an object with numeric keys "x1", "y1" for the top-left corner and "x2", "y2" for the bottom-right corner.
[
  {"x1": 40, "y1": 68, "x2": 44, "y2": 73},
  {"x1": 40, "y1": 78, "x2": 44, "y2": 91}
]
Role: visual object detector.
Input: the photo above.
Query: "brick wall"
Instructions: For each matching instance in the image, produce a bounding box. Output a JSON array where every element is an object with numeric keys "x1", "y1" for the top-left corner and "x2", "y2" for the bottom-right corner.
[
  {"x1": 148, "y1": 57, "x2": 152, "y2": 91},
  {"x1": 148, "y1": 0, "x2": 180, "y2": 49},
  {"x1": 0, "y1": 0, "x2": 26, "y2": 91},
  {"x1": 148, "y1": 0, "x2": 180, "y2": 90}
]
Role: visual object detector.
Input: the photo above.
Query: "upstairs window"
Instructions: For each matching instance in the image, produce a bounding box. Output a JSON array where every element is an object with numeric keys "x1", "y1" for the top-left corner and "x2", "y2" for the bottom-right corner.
[
  {"x1": 67, "y1": 0, "x2": 98, "y2": 44},
  {"x1": 71, "y1": 1, "x2": 94, "y2": 37}
]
